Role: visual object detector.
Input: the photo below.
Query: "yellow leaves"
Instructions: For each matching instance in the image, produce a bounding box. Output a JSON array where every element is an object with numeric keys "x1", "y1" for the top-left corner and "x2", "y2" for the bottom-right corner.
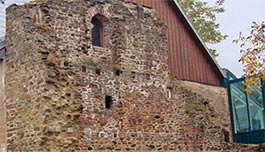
[
  {"x1": 261, "y1": 74, "x2": 265, "y2": 81},
  {"x1": 240, "y1": 55, "x2": 257, "y2": 71},
  {"x1": 244, "y1": 76, "x2": 261, "y2": 94},
  {"x1": 245, "y1": 88, "x2": 252, "y2": 94},
  {"x1": 246, "y1": 55, "x2": 256, "y2": 61},
  {"x1": 237, "y1": 22, "x2": 265, "y2": 91},
  {"x1": 245, "y1": 76, "x2": 255, "y2": 84},
  {"x1": 240, "y1": 56, "x2": 246, "y2": 63}
]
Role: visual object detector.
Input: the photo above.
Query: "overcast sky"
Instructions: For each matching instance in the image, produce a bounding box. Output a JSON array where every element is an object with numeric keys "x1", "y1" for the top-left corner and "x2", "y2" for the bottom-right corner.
[
  {"x1": 207, "y1": 0, "x2": 265, "y2": 77},
  {"x1": 0, "y1": 0, "x2": 265, "y2": 77}
]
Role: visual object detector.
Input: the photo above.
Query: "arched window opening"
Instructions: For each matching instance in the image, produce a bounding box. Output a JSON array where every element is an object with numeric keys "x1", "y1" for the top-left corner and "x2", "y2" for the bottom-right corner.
[{"x1": 91, "y1": 17, "x2": 103, "y2": 47}]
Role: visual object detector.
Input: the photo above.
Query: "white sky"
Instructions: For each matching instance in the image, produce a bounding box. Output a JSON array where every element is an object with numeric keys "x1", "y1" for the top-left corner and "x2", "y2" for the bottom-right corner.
[
  {"x1": 1, "y1": 0, "x2": 265, "y2": 77},
  {"x1": 206, "y1": 0, "x2": 265, "y2": 77}
]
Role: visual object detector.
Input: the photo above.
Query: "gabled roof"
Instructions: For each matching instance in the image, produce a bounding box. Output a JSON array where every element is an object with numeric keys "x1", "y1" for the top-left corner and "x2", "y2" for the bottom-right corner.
[
  {"x1": 172, "y1": 0, "x2": 225, "y2": 78},
  {"x1": 0, "y1": 38, "x2": 5, "y2": 60}
]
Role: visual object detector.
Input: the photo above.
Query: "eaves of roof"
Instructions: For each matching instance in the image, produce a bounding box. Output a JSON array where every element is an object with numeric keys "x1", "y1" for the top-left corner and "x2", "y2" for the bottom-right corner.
[{"x1": 172, "y1": 0, "x2": 225, "y2": 79}]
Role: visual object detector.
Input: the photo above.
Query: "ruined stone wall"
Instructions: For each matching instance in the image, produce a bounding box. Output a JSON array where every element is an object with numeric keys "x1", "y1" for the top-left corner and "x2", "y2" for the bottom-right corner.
[
  {"x1": 176, "y1": 80, "x2": 231, "y2": 130},
  {"x1": 5, "y1": 4, "x2": 49, "y2": 150},
  {"x1": 5, "y1": 0, "x2": 260, "y2": 151}
]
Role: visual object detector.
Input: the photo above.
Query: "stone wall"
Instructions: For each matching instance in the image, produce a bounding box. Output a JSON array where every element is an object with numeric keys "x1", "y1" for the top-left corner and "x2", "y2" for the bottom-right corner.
[
  {"x1": 0, "y1": 59, "x2": 6, "y2": 152},
  {"x1": 4, "y1": 0, "x2": 260, "y2": 151},
  {"x1": 176, "y1": 80, "x2": 231, "y2": 130}
]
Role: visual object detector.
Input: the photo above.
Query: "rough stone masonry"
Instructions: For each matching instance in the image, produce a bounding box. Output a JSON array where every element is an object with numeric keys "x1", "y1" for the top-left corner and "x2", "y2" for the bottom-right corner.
[{"x1": 3, "y1": 0, "x2": 262, "y2": 151}]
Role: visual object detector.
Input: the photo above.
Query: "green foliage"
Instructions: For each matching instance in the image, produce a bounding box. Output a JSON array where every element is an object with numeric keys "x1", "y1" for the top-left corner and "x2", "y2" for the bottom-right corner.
[
  {"x1": 209, "y1": 48, "x2": 219, "y2": 58},
  {"x1": 177, "y1": 0, "x2": 228, "y2": 58},
  {"x1": 185, "y1": 108, "x2": 191, "y2": 114}
]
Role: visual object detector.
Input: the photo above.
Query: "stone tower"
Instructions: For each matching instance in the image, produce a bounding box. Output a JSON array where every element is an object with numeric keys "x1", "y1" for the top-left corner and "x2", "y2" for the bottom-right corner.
[{"x1": 3, "y1": 0, "x2": 253, "y2": 151}]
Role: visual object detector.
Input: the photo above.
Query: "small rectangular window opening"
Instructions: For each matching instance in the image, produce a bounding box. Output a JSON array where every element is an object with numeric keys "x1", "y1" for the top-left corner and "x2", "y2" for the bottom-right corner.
[
  {"x1": 146, "y1": 74, "x2": 150, "y2": 80},
  {"x1": 115, "y1": 69, "x2": 122, "y2": 76},
  {"x1": 167, "y1": 88, "x2": 173, "y2": 99},
  {"x1": 95, "y1": 66, "x2": 101, "y2": 75},
  {"x1": 131, "y1": 72, "x2": 136, "y2": 79},
  {"x1": 82, "y1": 66, "x2": 86, "y2": 73},
  {"x1": 105, "y1": 96, "x2": 113, "y2": 109}
]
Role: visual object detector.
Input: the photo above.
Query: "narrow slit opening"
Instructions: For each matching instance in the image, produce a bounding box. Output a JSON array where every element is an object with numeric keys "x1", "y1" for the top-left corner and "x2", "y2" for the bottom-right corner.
[{"x1": 105, "y1": 95, "x2": 113, "y2": 109}]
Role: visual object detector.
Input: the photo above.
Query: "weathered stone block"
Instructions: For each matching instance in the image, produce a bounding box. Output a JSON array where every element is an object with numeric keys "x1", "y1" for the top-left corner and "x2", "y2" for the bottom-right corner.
[
  {"x1": 67, "y1": 128, "x2": 74, "y2": 133},
  {"x1": 47, "y1": 126, "x2": 61, "y2": 133}
]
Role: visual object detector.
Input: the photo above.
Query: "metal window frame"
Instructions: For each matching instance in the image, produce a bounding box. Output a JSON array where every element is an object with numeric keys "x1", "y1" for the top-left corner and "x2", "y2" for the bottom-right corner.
[{"x1": 228, "y1": 78, "x2": 265, "y2": 144}]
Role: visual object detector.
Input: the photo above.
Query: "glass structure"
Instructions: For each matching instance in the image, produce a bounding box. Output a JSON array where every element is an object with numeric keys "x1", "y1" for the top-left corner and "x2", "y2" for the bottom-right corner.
[{"x1": 225, "y1": 69, "x2": 265, "y2": 144}]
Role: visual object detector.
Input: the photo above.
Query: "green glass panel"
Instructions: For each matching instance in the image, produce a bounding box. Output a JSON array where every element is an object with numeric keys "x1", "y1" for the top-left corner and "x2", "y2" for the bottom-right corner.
[
  {"x1": 230, "y1": 81, "x2": 249, "y2": 133},
  {"x1": 247, "y1": 80, "x2": 265, "y2": 131}
]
